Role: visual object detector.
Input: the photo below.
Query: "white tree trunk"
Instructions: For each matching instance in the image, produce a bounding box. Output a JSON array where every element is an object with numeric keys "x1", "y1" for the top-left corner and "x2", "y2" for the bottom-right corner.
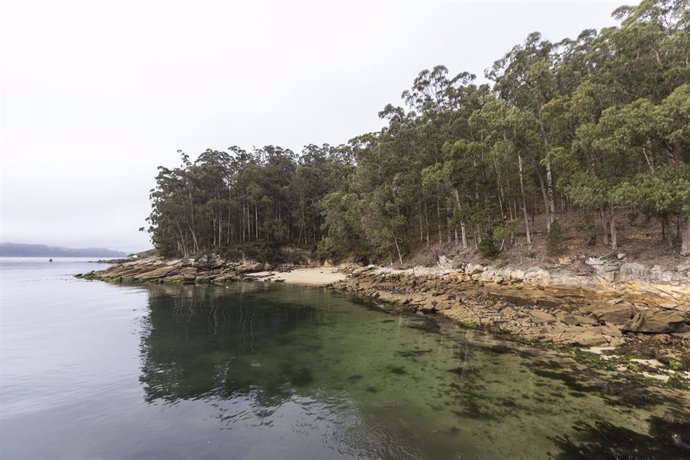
[{"x1": 681, "y1": 218, "x2": 690, "y2": 256}]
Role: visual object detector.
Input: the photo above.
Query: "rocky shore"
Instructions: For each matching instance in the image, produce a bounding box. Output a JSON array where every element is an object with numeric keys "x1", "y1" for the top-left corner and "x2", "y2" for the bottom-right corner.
[
  {"x1": 79, "y1": 255, "x2": 346, "y2": 286},
  {"x1": 78, "y1": 254, "x2": 690, "y2": 384}
]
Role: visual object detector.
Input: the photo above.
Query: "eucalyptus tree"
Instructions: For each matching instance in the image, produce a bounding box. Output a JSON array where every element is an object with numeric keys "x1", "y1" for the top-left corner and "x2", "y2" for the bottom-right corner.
[
  {"x1": 146, "y1": 0, "x2": 690, "y2": 261},
  {"x1": 489, "y1": 33, "x2": 563, "y2": 229}
]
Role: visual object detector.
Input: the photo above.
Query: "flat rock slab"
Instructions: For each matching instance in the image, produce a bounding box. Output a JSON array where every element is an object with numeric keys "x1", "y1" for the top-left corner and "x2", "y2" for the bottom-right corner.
[{"x1": 623, "y1": 310, "x2": 690, "y2": 333}]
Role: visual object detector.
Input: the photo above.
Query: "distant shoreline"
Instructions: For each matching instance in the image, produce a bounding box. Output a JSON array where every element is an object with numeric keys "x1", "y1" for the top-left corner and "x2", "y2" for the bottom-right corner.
[{"x1": 0, "y1": 242, "x2": 129, "y2": 258}]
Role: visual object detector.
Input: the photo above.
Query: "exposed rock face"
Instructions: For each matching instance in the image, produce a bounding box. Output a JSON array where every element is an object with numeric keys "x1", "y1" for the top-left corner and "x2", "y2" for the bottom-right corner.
[
  {"x1": 77, "y1": 256, "x2": 268, "y2": 285},
  {"x1": 437, "y1": 257, "x2": 690, "y2": 307},
  {"x1": 592, "y1": 303, "x2": 637, "y2": 325},
  {"x1": 330, "y1": 262, "x2": 690, "y2": 352},
  {"x1": 530, "y1": 309, "x2": 557, "y2": 323},
  {"x1": 623, "y1": 310, "x2": 690, "y2": 334}
]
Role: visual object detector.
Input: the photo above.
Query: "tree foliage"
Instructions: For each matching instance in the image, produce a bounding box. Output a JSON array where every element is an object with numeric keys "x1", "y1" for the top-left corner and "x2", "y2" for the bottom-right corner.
[{"x1": 147, "y1": 0, "x2": 690, "y2": 260}]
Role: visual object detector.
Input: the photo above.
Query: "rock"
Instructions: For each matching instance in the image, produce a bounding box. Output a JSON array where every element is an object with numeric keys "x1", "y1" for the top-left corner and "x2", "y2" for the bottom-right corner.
[
  {"x1": 592, "y1": 303, "x2": 636, "y2": 325},
  {"x1": 607, "y1": 337, "x2": 626, "y2": 347},
  {"x1": 623, "y1": 309, "x2": 690, "y2": 333},
  {"x1": 419, "y1": 301, "x2": 438, "y2": 314},
  {"x1": 465, "y1": 263, "x2": 484, "y2": 275},
  {"x1": 565, "y1": 329, "x2": 609, "y2": 347},
  {"x1": 600, "y1": 323, "x2": 623, "y2": 338},
  {"x1": 437, "y1": 255, "x2": 454, "y2": 269},
  {"x1": 555, "y1": 311, "x2": 592, "y2": 326},
  {"x1": 177, "y1": 267, "x2": 198, "y2": 282},
  {"x1": 510, "y1": 269, "x2": 525, "y2": 282},
  {"x1": 133, "y1": 266, "x2": 176, "y2": 281},
  {"x1": 352, "y1": 265, "x2": 376, "y2": 276},
  {"x1": 235, "y1": 261, "x2": 263, "y2": 274},
  {"x1": 618, "y1": 261, "x2": 647, "y2": 280},
  {"x1": 530, "y1": 309, "x2": 556, "y2": 323},
  {"x1": 652, "y1": 334, "x2": 673, "y2": 344},
  {"x1": 585, "y1": 257, "x2": 605, "y2": 266},
  {"x1": 582, "y1": 346, "x2": 617, "y2": 355},
  {"x1": 209, "y1": 258, "x2": 226, "y2": 269},
  {"x1": 642, "y1": 372, "x2": 670, "y2": 383},
  {"x1": 630, "y1": 358, "x2": 665, "y2": 369},
  {"x1": 211, "y1": 275, "x2": 236, "y2": 285}
]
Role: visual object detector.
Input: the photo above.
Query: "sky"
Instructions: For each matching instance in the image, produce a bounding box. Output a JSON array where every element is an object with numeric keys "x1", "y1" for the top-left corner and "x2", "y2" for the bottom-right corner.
[{"x1": 0, "y1": 0, "x2": 633, "y2": 253}]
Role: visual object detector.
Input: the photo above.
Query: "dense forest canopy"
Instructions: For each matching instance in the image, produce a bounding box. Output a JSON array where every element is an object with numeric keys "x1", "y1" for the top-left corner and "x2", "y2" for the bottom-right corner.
[{"x1": 146, "y1": 0, "x2": 690, "y2": 261}]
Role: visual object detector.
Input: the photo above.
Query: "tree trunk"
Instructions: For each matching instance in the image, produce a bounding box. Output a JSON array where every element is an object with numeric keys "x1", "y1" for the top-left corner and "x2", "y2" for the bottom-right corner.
[
  {"x1": 545, "y1": 159, "x2": 555, "y2": 225},
  {"x1": 492, "y1": 155, "x2": 505, "y2": 218},
  {"x1": 452, "y1": 188, "x2": 468, "y2": 249},
  {"x1": 601, "y1": 209, "x2": 609, "y2": 247},
  {"x1": 425, "y1": 204, "x2": 430, "y2": 247},
  {"x1": 255, "y1": 204, "x2": 259, "y2": 240},
  {"x1": 538, "y1": 115, "x2": 556, "y2": 227},
  {"x1": 610, "y1": 209, "x2": 617, "y2": 250},
  {"x1": 437, "y1": 199, "x2": 442, "y2": 244},
  {"x1": 419, "y1": 211, "x2": 424, "y2": 243},
  {"x1": 393, "y1": 235, "x2": 403, "y2": 266},
  {"x1": 518, "y1": 154, "x2": 532, "y2": 247},
  {"x1": 246, "y1": 205, "x2": 251, "y2": 241},
  {"x1": 681, "y1": 217, "x2": 690, "y2": 256},
  {"x1": 662, "y1": 215, "x2": 674, "y2": 249},
  {"x1": 536, "y1": 168, "x2": 551, "y2": 230},
  {"x1": 188, "y1": 225, "x2": 199, "y2": 253}
]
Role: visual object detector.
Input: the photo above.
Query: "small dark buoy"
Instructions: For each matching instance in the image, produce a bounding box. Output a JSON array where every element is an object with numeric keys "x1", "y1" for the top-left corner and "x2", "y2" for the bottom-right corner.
[{"x1": 49, "y1": 258, "x2": 53, "y2": 262}]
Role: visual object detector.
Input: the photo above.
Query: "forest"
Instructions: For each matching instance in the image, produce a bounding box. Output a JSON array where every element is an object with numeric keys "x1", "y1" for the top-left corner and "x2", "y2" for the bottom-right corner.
[{"x1": 146, "y1": 0, "x2": 690, "y2": 263}]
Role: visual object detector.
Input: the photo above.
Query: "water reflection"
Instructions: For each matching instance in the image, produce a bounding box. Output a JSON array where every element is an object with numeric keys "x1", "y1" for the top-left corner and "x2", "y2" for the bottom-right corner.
[
  {"x1": 136, "y1": 283, "x2": 690, "y2": 459},
  {"x1": 4, "y1": 259, "x2": 687, "y2": 459},
  {"x1": 140, "y1": 284, "x2": 323, "y2": 404}
]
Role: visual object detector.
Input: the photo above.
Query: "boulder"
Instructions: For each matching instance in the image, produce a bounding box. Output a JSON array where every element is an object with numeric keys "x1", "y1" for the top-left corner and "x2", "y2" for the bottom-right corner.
[
  {"x1": 623, "y1": 310, "x2": 690, "y2": 333},
  {"x1": 592, "y1": 303, "x2": 636, "y2": 326}
]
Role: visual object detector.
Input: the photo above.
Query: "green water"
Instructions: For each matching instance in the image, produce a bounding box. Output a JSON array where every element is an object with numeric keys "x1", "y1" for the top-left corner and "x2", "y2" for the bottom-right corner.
[
  {"x1": 2, "y1": 258, "x2": 688, "y2": 459},
  {"x1": 138, "y1": 283, "x2": 688, "y2": 459}
]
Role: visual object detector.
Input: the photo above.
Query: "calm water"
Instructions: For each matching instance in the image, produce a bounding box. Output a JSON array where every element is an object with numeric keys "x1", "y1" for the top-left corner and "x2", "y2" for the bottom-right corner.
[{"x1": 1, "y1": 258, "x2": 688, "y2": 459}]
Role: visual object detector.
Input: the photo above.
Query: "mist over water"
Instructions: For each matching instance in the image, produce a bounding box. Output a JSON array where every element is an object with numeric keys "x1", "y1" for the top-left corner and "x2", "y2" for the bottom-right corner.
[{"x1": 1, "y1": 258, "x2": 687, "y2": 459}]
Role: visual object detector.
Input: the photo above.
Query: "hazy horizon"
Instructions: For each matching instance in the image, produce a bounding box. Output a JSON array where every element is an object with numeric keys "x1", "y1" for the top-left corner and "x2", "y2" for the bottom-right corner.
[{"x1": 1, "y1": 0, "x2": 630, "y2": 253}]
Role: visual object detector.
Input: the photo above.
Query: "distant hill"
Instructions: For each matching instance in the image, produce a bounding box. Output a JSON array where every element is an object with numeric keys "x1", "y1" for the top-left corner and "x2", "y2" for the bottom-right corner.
[{"x1": 0, "y1": 243, "x2": 127, "y2": 258}]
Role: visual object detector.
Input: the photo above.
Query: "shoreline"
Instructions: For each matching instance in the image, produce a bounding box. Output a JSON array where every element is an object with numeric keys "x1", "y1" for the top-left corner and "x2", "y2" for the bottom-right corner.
[
  {"x1": 244, "y1": 267, "x2": 346, "y2": 285},
  {"x1": 77, "y1": 255, "x2": 690, "y2": 387}
]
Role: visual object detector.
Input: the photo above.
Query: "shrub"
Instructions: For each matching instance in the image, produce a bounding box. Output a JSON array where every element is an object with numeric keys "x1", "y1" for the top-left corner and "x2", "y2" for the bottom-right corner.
[{"x1": 478, "y1": 230, "x2": 499, "y2": 258}]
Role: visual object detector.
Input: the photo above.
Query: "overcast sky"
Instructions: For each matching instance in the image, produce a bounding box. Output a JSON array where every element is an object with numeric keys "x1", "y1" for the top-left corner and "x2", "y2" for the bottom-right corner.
[{"x1": 1, "y1": 0, "x2": 631, "y2": 253}]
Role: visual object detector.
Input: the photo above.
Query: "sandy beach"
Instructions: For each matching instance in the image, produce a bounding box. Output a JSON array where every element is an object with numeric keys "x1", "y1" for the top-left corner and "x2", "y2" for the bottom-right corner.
[{"x1": 246, "y1": 267, "x2": 346, "y2": 286}]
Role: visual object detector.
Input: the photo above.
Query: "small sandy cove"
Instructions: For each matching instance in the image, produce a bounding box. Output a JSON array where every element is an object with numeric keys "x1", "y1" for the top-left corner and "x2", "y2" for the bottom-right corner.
[{"x1": 245, "y1": 267, "x2": 345, "y2": 286}]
